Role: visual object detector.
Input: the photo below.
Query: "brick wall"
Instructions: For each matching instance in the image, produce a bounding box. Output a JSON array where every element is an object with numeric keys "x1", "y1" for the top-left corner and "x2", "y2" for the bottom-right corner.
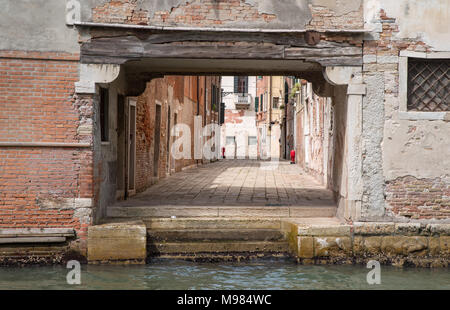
[
  {"x1": 386, "y1": 176, "x2": 450, "y2": 220},
  {"x1": 0, "y1": 51, "x2": 93, "y2": 245},
  {"x1": 92, "y1": 0, "x2": 362, "y2": 30},
  {"x1": 93, "y1": 0, "x2": 276, "y2": 26},
  {"x1": 134, "y1": 76, "x2": 220, "y2": 193},
  {"x1": 307, "y1": 1, "x2": 364, "y2": 30}
]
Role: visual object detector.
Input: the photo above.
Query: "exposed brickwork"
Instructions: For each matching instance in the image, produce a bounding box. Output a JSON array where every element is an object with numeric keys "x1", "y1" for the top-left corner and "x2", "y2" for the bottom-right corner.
[
  {"x1": 151, "y1": 0, "x2": 276, "y2": 26},
  {"x1": 92, "y1": 0, "x2": 364, "y2": 30},
  {"x1": 307, "y1": 2, "x2": 364, "y2": 30},
  {"x1": 0, "y1": 51, "x2": 92, "y2": 245},
  {"x1": 93, "y1": 0, "x2": 276, "y2": 26},
  {"x1": 0, "y1": 53, "x2": 80, "y2": 143},
  {"x1": 386, "y1": 176, "x2": 450, "y2": 220},
  {"x1": 363, "y1": 10, "x2": 432, "y2": 96},
  {"x1": 93, "y1": 0, "x2": 149, "y2": 25}
]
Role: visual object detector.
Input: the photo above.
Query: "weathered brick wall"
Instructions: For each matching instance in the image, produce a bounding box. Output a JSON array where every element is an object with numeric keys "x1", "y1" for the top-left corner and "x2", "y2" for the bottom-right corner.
[
  {"x1": 386, "y1": 176, "x2": 450, "y2": 220},
  {"x1": 91, "y1": 0, "x2": 362, "y2": 30},
  {"x1": 0, "y1": 51, "x2": 93, "y2": 245},
  {"x1": 135, "y1": 77, "x2": 170, "y2": 192},
  {"x1": 93, "y1": 0, "x2": 276, "y2": 26},
  {"x1": 307, "y1": 1, "x2": 364, "y2": 30},
  {"x1": 92, "y1": 0, "x2": 149, "y2": 25},
  {"x1": 134, "y1": 76, "x2": 220, "y2": 193}
]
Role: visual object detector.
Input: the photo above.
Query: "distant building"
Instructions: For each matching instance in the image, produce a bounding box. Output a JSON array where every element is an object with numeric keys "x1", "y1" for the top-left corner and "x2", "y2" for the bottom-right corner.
[{"x1": 220, "y1": 76, "x2": 258, "y2": 159}]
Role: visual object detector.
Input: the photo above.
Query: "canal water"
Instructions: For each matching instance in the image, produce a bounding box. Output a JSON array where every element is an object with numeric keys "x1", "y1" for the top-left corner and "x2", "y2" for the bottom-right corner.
[{"x1": 0, "y1": 259, "x2": 448, "y2": 290}]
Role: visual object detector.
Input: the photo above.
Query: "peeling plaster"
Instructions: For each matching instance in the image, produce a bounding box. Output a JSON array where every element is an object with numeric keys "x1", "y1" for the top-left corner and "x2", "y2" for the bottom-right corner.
[
  {"x1": 365, "y1": 0, "x2": 450, "y2": 51},
  {"x1": 383, "y1": 119, "x2": 450, "y2": 180},
  {"x1": 311, "y1": 0, "x2": 362, "y2": 16},
  {"x1": 85, "y1": 0, "x2": 362, "y2": 29}
]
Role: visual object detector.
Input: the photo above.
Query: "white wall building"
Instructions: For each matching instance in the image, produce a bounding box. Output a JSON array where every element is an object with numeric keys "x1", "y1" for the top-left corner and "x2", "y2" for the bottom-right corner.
[{"x1": 220, "y1": 76, "x2": 258, "y2": 159}]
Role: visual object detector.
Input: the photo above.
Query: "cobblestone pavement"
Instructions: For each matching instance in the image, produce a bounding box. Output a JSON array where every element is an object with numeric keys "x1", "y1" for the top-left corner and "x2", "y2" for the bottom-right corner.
[{"x1": 113, "y1": 160, "x2": 336, "y2": 208}]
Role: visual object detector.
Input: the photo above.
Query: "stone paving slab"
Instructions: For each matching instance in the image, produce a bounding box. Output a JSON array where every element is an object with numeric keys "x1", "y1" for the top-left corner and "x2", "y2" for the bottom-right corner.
[{"x1": 109, "y1": 160, "x2": 337, "y2": 215}]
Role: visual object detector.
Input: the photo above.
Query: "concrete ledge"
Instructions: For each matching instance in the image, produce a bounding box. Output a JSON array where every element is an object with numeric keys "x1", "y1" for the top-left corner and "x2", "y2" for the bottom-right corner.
[{"x1": 88, "y1": 221, "x2": 146, "y2": 264}]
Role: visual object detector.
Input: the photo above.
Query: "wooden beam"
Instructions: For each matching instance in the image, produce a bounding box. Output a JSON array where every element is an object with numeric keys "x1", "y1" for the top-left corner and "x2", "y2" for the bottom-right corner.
[{"x1": 81, "y1": 33, "x2": 363, "y2": 67}]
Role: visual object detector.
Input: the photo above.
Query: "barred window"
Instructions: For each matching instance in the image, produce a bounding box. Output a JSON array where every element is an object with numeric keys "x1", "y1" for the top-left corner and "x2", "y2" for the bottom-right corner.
[{"x1": 407, "y1": 58, "x2": 449, "y2": 111}]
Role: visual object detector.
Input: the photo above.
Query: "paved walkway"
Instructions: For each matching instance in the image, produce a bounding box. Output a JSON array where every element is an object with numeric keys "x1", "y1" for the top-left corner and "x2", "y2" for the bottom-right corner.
[{"x1": 112, "y1": 160, "x2": 335, "y2": 208}]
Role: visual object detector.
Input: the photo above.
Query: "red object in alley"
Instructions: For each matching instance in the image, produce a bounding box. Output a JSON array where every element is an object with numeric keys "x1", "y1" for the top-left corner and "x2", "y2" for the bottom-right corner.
[
  {"x1": 222, "y1": 147, "x2": 226, "y2": 159},
  {"x1": 290, "y1": 149, "x2": 295, "y2": 164}
]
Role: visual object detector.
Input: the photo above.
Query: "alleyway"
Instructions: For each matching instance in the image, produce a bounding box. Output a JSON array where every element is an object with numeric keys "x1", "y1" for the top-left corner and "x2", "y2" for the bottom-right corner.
[{"x1": 108, "y1": 160, "x2": 336, "y2": 218}]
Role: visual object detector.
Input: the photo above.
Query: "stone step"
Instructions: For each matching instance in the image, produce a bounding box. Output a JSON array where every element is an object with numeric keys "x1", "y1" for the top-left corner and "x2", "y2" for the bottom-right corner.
[
  {"x1": 106, "y1": 205, "x2": 336, "y2": 218},
  {"x1": 147, "y1": 241, "x2": 291, "y2": 256},
  {"x1": 143, "y1": 217, "x2": 283, "y2": 230},
  {"x1": 147, "y1": 229, "x2": 285, "y2": 242}
]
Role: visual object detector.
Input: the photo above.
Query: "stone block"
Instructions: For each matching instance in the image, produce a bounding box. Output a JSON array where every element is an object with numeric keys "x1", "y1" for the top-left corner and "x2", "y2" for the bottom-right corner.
[
  {"x1": 363, "y1": 236, "x2": 383, "y2": 254},
  {"x1": 395, "y1": 223, "x2": 423, "y2": 235},
  {"x1": 440, "y1": 236, "x2": 450, "y2": 255},
  {"x1": 298, "y1": 236, "x2": 314, "y2": 259},
  {"x1": 377, "y1": 55, "x2": 399, "y2": 64},
  {"x1": 352, "y1": 236, "x2": 364, "y2": 255},
  {"x1": 353, "y1": 222, "x2": 395, "y2": 235},
  {"x1": 428, "y1": 237, "x2": 441, "y2": 256},
  {"x1": 297, "y1": 225, "x2": 351, "y2": 237},
  {"x1": 313, "y1": 236, "x2": 352, "y2": 257},
  {"x1": 381, "y1": 236, "x2": 428, "y2": 256},
  {"x1": 88, "y1": 221, "x2": 146, "y2": 264},
  {"x1": 426, "y1": 224, "x2": 450, "y2": 236},
  {"x1": 363, "y1": 54, "x2": 377, "y2": 64}
]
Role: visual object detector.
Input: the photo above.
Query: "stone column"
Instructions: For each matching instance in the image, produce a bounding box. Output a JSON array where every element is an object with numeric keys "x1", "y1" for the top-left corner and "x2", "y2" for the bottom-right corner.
[
  {"x1": 75, "y1": 63, "x2": 122, "y2": 223},
  {"x1": 324, "y1": 66, "x2": 366, "y2": 221}
]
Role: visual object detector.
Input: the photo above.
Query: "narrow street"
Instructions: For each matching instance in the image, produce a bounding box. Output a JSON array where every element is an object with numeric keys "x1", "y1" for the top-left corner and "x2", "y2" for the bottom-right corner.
[{"x1": 108, "y1": 160, "x2": 336, "y2": 218}]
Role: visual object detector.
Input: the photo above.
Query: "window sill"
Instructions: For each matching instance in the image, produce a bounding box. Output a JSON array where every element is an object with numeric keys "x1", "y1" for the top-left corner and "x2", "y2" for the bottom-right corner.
[
  {"x1": 397, "y1": 111, "x2": 450, "y2": 121},
  {"x1": 101, "y1": 141, "x2": 111, "y2": 146}
]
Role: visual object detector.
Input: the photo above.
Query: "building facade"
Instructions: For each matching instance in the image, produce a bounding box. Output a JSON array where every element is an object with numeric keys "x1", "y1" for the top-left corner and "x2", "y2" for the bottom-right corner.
[
  {"x1": 220, "y1": 76, "x2": 258, "y2": 159},
  {"x1": 0, "y1": 0, "x2": 449, "y2": 262}
]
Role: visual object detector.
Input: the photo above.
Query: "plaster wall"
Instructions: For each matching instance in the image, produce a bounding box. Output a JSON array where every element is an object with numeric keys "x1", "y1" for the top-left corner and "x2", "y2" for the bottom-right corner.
[
  {"x1": 364, "y1": 0, "x2": 450, "y2": 51},
  {"x1": 362, "y1": 0, "x2": 450, "y2": 221},
  {"x1": 0, "y1": 0, "x2": 79, "y2": 52}
]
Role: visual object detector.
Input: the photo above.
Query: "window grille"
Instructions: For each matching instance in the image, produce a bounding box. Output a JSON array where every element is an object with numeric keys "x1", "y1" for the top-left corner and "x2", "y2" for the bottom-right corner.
[{"x1": 407, "y1": 58, "x2": 449, "y2": 111}]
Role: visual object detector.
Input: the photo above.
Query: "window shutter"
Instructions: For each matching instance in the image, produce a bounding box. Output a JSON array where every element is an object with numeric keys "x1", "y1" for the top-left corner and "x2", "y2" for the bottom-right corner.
[
  {"x1": 255, "y1": 97, "x2": 259, "y2": 112},
  {"x1": 234, "y1": 76, "x2": 239, "y2": 93},
  {"x1": 244, "y1": 76, "x2": 248, "y2": 94}
]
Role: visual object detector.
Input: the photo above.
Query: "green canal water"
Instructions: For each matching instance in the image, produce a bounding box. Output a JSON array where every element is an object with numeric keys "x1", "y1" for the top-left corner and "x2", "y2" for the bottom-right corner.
[{"x1": 0, "y1": 259, "x2": 448, "y2": 290}]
